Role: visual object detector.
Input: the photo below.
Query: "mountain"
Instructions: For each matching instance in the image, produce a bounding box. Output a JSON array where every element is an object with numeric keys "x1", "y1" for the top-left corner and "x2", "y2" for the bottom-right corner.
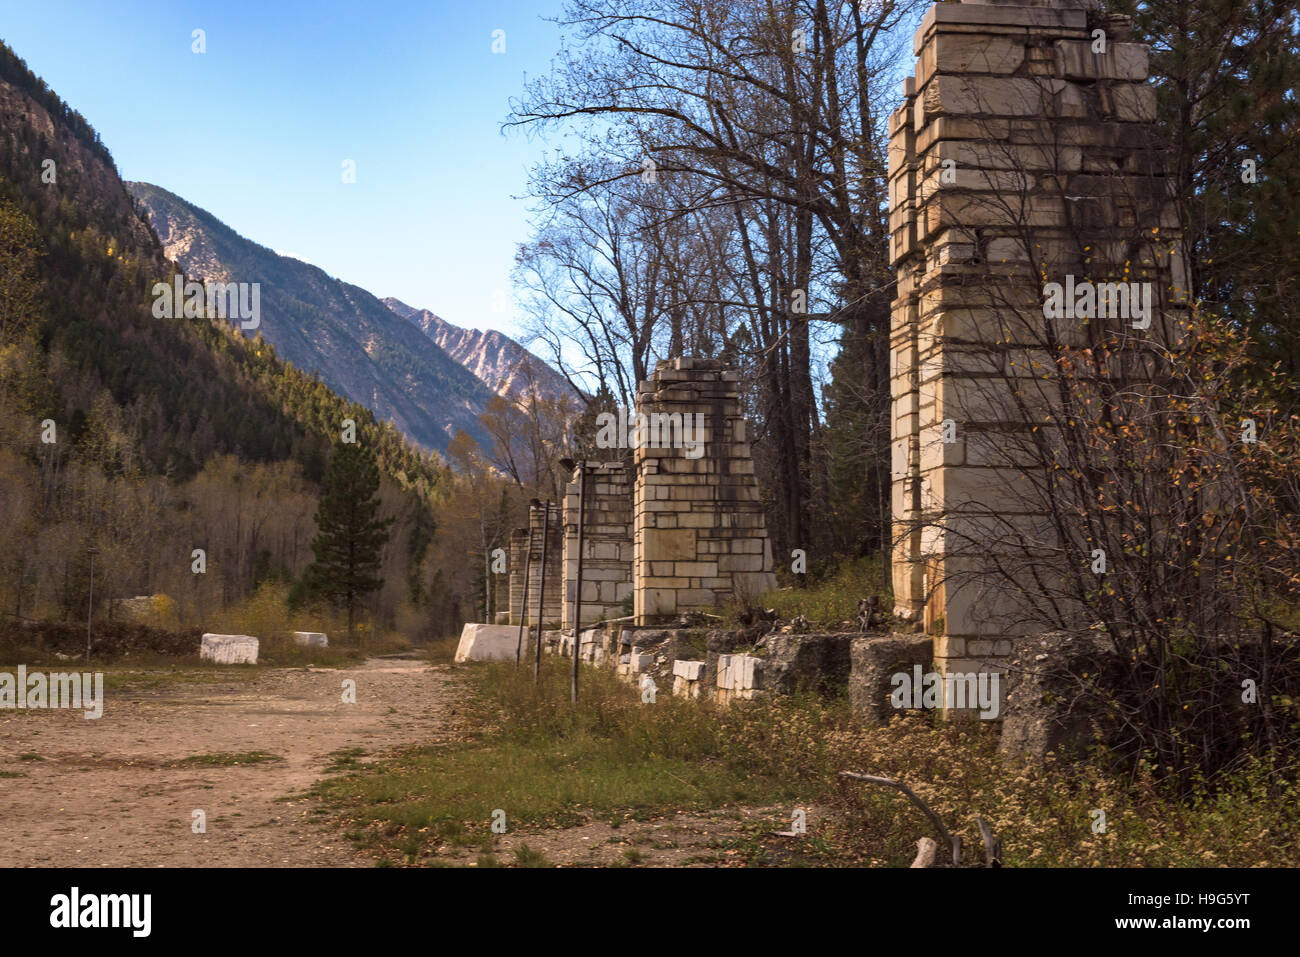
[
  {"x1": 0, "y1": 39, "x2": 439, "y2": 492},
  {"x1": 128, "y1": 183, "x2": 497, "y2": 454},
  {"x1": 383, "y1": 297, "x2": 573, "y2": 405}
]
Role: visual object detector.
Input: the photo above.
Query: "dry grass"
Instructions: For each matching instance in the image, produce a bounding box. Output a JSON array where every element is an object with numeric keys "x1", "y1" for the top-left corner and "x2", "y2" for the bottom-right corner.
[{"x1": 315, "y1": 657, "x2": 1300, "y2": 867}]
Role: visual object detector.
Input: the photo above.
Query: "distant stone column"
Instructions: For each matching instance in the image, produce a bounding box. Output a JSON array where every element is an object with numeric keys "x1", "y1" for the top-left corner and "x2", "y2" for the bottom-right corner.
[
  {"x1": 562, "y1": 461, "x2": 633, "y2": 630},
  {"x1": 633, "y1": 358, "x2": 777, "y2": 625},
  {"x1": 526, "y1": 501, "x2": 563, "y2": 627},
  {"x1": 889, "y1": 1, "x2": 1188, "y2": 692},
  {"x1": 508, "y1": 528, "x2": 529, "y2": 625}
]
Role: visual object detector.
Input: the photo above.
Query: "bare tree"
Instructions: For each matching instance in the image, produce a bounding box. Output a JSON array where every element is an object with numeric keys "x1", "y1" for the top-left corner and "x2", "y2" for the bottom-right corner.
[{"x1": 508, "y1": 0, "x2": 924, "y2": 563}]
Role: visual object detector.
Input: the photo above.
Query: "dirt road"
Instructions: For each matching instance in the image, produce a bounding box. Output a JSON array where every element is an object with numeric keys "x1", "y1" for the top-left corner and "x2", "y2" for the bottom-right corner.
[{"x1": 0, "y1": 659, "x2": 457, "y2": 867}]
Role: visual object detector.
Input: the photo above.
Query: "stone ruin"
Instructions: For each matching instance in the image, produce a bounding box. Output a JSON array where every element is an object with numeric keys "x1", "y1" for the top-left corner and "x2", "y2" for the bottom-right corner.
[
  {"x1": 505, "y1": 527, "x2": 528, "y2": 624},
  {"x1": 461, "y1": 0, "x2": 1185, "y2": 750},
  {"x1": 888, "y1": 0, "x2": 1185, "y2": 710},
  {"x1": 633, "y1": 358, "x2": 777, "y2": 624},
  {"x1": 505, "y1": 358, "x2": 783, "y2": 639},
  {"x1": 508, "y1": 501, "x2": 563, "y2": 628},
  {"x1": 468, "y1": 357, "x2": 785, "y2": 700},
  {"x1": 562, "y1": 460, "x2": 633, "y2": 630}
]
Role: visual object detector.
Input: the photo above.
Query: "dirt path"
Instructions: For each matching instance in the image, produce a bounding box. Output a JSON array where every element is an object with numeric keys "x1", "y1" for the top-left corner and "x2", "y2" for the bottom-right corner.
[{"x1": 0, "y1": 659, "x2": 458, "y2": 867}]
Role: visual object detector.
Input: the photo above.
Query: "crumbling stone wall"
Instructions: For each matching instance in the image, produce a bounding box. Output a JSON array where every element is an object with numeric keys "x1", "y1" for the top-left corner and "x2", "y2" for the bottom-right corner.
[
  {"x1": 888, "y1": 0, "x2": 1188, "y2": 695},
  {"x1": 633, "y1": 358, "x2": 778, "y2": 625},
  {"x1": 562, "y1": 461, "x2": 634, "y2": 630}
]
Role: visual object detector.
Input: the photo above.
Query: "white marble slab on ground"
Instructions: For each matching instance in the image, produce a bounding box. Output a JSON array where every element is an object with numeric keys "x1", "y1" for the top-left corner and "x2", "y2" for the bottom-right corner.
[
  {"x1": 454, "y1": 623, "x2": 522, "y2": 663},
  {"x1": 200, "y1": 634, "x2": 259, "y2": 664}
]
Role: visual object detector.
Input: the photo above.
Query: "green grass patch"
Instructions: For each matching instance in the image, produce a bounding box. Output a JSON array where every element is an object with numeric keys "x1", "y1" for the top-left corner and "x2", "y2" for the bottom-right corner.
[
  {"x1": 313, "y1": 660, "x2": 808, "y2": 861},
  {"x1": 324, "y1": 747, "x2": 369, "y2": 774},
  {"x1": 513, "y1": 843, "x2": 550, "y2": 867},
  {"x1": 759, "y1": 554, "x2": 892, "y2": 628},
  {"x1": 176, "y1": 750, "x2": 283, "y2": 767}
]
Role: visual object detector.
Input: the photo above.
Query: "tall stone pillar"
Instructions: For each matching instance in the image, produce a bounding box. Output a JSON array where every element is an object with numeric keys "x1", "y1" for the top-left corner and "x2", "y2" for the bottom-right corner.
[
  {"x1": 889, "y1": 0, "x2": 1188, "y2": 691},
  {"x1": 562, "y1": 461, "x2": 634, "y2": 629},
  {"x1": 633, "y1": 358, "x2": 777, "y2": 625},
  {"x1": 508, "y1": 527, "x2": 529, "y2": 625},
  {"x1": 525, "y1": 501, "x2": 563, "y2": 627}
]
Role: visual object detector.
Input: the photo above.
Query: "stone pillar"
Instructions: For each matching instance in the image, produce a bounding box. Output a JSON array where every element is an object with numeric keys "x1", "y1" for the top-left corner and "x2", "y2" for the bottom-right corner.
[
  {"x1": 562, "y1": 461, "x2": 634, "y2": 630},
  {"x1": 633, "y1": 358, "x2": 777, "y2": 624},
  {"x1": 508, "y1": 527, "x2": 529, "y2": 625},
  {"x1": 889, "y1": 1, "x2": 1188, "y2": 692},
  {"x1": 525, "y1": 501, "x2": 563, "y2": 627}
]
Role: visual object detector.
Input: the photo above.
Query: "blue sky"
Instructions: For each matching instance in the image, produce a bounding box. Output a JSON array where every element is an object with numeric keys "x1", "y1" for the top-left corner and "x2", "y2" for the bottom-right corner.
[{"x1": 0, "y1": 0, "x2": 569, "y2": 339}]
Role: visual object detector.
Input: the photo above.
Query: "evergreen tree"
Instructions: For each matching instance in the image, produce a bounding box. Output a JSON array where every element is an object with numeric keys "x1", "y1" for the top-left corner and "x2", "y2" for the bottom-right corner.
[
  {"x1": 0, "y1": 200, "x2": 44, "y2": 347},
  {"x1": 303, "y1": 441, "x2": 394, "y2": 640},
  {"x1": 1113, "y1": 0, "x2": 1300, "y2": 382},
  {"x1": 819, "y1": 321, "x2": 890, "y2": 562}
]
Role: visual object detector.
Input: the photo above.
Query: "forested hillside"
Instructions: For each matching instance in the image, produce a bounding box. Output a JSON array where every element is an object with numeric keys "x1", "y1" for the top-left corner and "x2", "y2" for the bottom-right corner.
[{"x1": 0, "y1": 39, "x2": 454, "y2": 640}]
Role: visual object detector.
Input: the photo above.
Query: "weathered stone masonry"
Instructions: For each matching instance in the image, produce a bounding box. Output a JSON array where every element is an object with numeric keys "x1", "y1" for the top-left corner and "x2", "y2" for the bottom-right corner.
[
  {"x1": 633, "y1": 358, "x2": 778, "y2": 625},
  {"x1": 888, "y1": 0, "x2": 1188, "y2": 691},
  {"x1": 507, "y1": 527, "x2": 529, "y2": 625},
  {"x1": 562, "y1": 460, "x2": 634, "y2": 630},
  {"x1": 508, "y1": 501, "x2": 563, "y2": 627}
]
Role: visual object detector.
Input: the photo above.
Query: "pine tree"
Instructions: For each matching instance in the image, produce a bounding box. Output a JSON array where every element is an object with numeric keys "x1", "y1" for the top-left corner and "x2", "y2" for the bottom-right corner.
[
  {"x1": 1114, "y1": 0, "x2": 1300, "y2": 381},
  {"x1": 819, "y1": 322, "x2": 890, "y2": 562},
  {"x1": 303, "y1": 441, "x2": 394, "y2": 640}
]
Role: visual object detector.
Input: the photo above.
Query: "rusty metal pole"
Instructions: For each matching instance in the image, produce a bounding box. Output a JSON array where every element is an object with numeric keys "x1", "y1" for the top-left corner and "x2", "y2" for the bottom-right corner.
[
  {"x1": 571, "y1": 462, "x2": 587, "y2": 703},
  {"x1": 533, "y1": 502, "x2": 551, "y2": 683},
  {"x1": 514, "y1": 526, "x2": 534, "y2": 668}
]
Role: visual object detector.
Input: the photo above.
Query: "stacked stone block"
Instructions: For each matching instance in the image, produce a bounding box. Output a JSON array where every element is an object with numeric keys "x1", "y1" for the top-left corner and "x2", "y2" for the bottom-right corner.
[
  {"x1": 526, "y1": 501, "x2": 563, "y2": 627},
  {"x1": 888, "y1": 1, "x2": 1188, "y2": 696},
  {"x1": 672, "y1": 659, "x2": 706, "y2": 699},
  {"x1": 562, "y1": 461, "x2": 634, "y2": 630},
  {"x1": 507, "y1": 527, "x2": 529, "y2": 626},
  {"x1": 715, "y1": 653, "x2": 763, "y2": 703},
  {"x1": 508, "y1": 505, "x2": 563, "y2": 627},
  {"x1": 633, "y1": 358, "x2": 778, "y2": 625}
]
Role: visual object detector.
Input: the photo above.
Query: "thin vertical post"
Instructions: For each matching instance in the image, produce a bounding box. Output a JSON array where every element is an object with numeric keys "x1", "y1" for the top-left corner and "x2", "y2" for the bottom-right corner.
[
  {"x1": 514, "y1": 527, "x2": 534, "y2": 667},
  {"x1": 571, "y1": 462, "x2": 587, "y2": 703},
  {"x1": 483, "y1": 537, "x2": 491, "y2": 625},
  {"x1": 533, "y1": 502, "x2": 551, "y2": 683},
  {"x1": 86, "y1": 547, "x2": 97, "y2": 663}
]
